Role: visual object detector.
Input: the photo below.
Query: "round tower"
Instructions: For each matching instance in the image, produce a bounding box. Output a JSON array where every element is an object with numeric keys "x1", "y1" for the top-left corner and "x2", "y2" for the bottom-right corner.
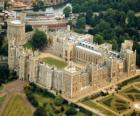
[{"x1": 7, "y1": 16, "x2": 26, "y2": 70}]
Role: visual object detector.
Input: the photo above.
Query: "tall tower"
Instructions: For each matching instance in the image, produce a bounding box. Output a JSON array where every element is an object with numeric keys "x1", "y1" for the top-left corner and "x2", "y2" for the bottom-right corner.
[
  {"x1": 7, "y1": 14, "x2": 26, "y2": 71},
  {"x1": 120, "y1": 40, "x2": 136, "y2": 76}
]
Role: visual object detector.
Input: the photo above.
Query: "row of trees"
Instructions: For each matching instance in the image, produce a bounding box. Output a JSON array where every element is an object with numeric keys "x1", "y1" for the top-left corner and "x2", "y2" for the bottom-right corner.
[
  {"x1": 32, "y1": 0, "x2": 45, "y2": 11},
  {"x1": 70, "y1": 0, "x2": 140, "y2": 67},
  {"x1": 24, "y1": 83, "x2": 78, "y2": 116},
  {"x1": 71, "y1": 0, "x2": 140, "y2": 13},
  {"x1": 0, "y1": 64, "x2": 18, "y2": 86}
]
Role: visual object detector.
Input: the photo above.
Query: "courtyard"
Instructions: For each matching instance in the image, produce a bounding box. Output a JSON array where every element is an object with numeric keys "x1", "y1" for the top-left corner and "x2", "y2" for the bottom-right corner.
[
  {"x1": 81, "y1": 76, "x2": 140, "y2": 116},
  {"x1": 43, "y1": 57, "x2": 67, "y2": 69}
]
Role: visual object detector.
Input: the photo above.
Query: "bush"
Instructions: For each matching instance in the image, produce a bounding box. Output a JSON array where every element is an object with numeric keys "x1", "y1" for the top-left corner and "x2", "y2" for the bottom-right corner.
[
  {"x1": 25, "y1": 25, "x2": 33, "y2": 32},
  {"x1": 31, "y1": 29, "x2": 47, "y2": 50},
  {"x1": 54, "y1": 95, "x2": 64, "y2": 106},
  {"x1": 65, "y1": 107, "x2": 77, "y2": 115},
  {"x1": 34, "y1": 106, "x2": 46, "y2": 116}
]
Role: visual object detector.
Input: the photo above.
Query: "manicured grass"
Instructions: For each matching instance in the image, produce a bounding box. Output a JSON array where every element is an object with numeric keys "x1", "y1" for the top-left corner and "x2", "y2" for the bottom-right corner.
[
  {"x1": 33, "y1": 93, "x2": 53, "y2": 106},
  {"x1": 98, "y1": 95, "x2": 129, "y2": 113},
  {"x1": 33, "y1": 92, "x2": 87, "y2": 115},
  {"x1": 99, "y1": 95, "x2": 113, "y2": 107},
  {"x1": 2, "y1": 94, "x2": 33, "y2": 116},
  {"x1": 82, "y1": 100, "x2": 116, "y2": 115},
  {"x1": 43, "y1": 57, "x2": 67, "y2": 69},
  {"x1": 135, "y1": 83, "x2": 140, "y2": 88},
  {"x1": 23, "y1": 41, "x2": 34, "y2": 50},
  {"x1": 120, "y1": 87, "x2": 140, "y2": 101},
  {"x1": 126, "y1": 111, "x2": 140, "y2": 116}
]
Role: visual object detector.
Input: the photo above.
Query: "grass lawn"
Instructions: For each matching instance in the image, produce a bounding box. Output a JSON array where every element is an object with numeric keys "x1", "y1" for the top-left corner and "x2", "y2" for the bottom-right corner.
[
  {"x1": 43, "y1": 57, "x2": 67, "y2": 69},
  {"x1": 82, "y1": 100, "x2": 116, "y2": 115},
  {"x1": 98, "y1": 94, "x2": 129, "y2": 113},
  {"x1": 33, "y1": 93, "x2": 53, "y2": 106},
  {"x1": 33, "y1": 92, "x2": 87, "y2": 115},
  {"x1": 126, "y1": 111, "x2": 140, "y2": 116},
  {"x1": 135, "y1": 83, "x2": 140, "y2": 88},
  {"x1": 120, "y1": 87, "x2": 140, "y2": 101},
  {"x1": 2, "y1": 94, "x2": 33, "y2": 116},
  {"x1": 23, "y1": 41, "x2": 34, "y2": 50}
]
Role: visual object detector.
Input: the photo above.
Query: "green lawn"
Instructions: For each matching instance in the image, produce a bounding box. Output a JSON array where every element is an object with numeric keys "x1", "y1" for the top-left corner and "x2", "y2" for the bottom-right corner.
[
  {"x1": 135, "y1": 83, "x2": 140, "y2": 88},
  {"x1": 33, "y1": 93, "x2": 53, "y2": 106},
  {"x1": 23, "y1": 41, "x2": 34, "y2": 50},
  {"x1": 82, "y1": 100, "x2": 116, "y2": 115},
  {"x1": 43, "y1": 57, "x2": 67, "y2": 69},
  {"x1": 120, "y1": 87, "x2": 140, "y2": 101},
  {"x1": 98, "y1": 95, "x2": 129, "y2": 113},
  {"x1": 2, "y1": 94, "x2": 33, "y2": 116},
  {"x1": 33, "y1": 92, "x2": 87, "y2": 116}
]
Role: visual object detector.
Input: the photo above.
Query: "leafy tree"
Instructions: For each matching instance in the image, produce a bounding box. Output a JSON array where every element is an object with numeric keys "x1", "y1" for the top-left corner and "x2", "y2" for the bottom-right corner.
[
  {"x1": 93, "y1": 34, "x2": 104, "y2": 44},
  {"x1": 31, "y1": 30, "x2": 47, "y2": 50},
  {"x1": 54, "y1": 95, "x2": 64, "y2": 106},
  {"x1": 76, "y1": 16, "x2": 86, "y2": 29},
  {"x1": 25, "y1": 25, "x2": 33, "y2": 32},
  {"x1": 0, "y1": 43, "x2": 8, "y2": 56},
  {"x1": 34, "y1": 106, "x2": 46, "y2": 116},
  {"x1": 0, "y1": 64, "x2": 9, "y2": 84},
  {"x1": 45, "y1": 104, "x2": 55, "y2": 116},
  {"x1": 110, "y1": 39, "x2": 118, "y2": 50},
  {"x1": 86, "y1": 10, "x2": 93, "y2": 25},
  {"x1": 63, "y1": 6, "x2": 71, "y2": 18},
  {"x1": 65, "y1": 107, "x2": 77, "y2": 115},
  {"x1": 33, "y1": 0, "x2": 45, "y2": 11}
]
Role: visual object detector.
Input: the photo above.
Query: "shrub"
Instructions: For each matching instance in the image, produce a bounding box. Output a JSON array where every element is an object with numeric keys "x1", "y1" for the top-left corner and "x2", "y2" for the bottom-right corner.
[
  {"x1": 54, "y1": 95, "x2": 64, "y2": 106},
  {"x1": 65, "y1": 107, "x2": 77, "y2": 115}
]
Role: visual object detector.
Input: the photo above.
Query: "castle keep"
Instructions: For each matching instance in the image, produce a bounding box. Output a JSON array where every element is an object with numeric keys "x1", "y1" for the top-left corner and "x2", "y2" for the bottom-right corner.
[{"x1": 8, "y1": 16, "x2": 137, "y2": 99}]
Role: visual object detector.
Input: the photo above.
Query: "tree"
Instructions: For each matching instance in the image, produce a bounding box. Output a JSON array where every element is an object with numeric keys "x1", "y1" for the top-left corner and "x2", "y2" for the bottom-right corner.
[
  {"x1": 65, "y1": 107, "x2": 77, "y2": 115},
  {"x1": 31, "y1": 30, "x2": 47, "y2": 50},
  {"x1": 34, "y1": 106, "x2": 46, "y2": 116},
  {"x1": 33, "y1": 0, "x2": 45, "y2": 11},
  {"x1": 93, "y1": 34, "x2": 104, "y2": 44},
  {"x1": 54, "y1": 95, "x2": 64, "y2": 106},
  {"x1": 76, "y1": 16, "x2": 86, "y2": 29},
  {"x1": 86, "y1": 10, "x2": 93, "y2": 25},
  {"x1": 0, "y1": 64, "x2": 9, "y2": 84},
  {"x1": 25, "y1": 25, "x2": 33, "y2": 32},
  {"x1": 110, "y1": 39, "x2": 118, "y2": 50},
  {"x1": 63, "y1": 6, "x2": 71, "y2": 18},
  {"x1": 0, "y1": 43, "x2": 8, "y2": 56}
]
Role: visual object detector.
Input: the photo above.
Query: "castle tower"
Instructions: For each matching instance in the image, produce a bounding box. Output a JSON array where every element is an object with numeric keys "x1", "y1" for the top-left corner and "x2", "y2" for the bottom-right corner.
[
  {"x1": 120, "y1": 40, "x2": 136, "y2": 76},
  {"x1": 7, "y1": 13, "x2": 26, "y2": 71}
]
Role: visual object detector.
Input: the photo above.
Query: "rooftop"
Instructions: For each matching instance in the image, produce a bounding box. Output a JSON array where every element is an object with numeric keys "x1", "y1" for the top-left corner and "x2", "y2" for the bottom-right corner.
[{"x1": 10, "y1": 20, "x2": 21, "y2": 24}]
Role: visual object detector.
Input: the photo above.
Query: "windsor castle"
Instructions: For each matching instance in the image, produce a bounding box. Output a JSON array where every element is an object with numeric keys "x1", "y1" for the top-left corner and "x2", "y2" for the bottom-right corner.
[{"x1": 7, "y1": 14, "x2": 137, "y2": 100}]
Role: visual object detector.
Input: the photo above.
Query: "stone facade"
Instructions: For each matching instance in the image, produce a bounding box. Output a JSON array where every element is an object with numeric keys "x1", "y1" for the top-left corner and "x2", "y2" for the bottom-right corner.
[
  {"x1": 7, "y1": 13, "x2": 27, "y2": 71},
  {"x1": 8, "y1": 18, "x2": 137, "y2": 99}
]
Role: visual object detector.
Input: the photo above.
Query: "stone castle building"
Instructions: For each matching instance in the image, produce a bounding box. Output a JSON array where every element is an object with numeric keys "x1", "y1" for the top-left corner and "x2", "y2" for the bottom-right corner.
[{"x1": 8, "y1": 16, "x2": 137, "y2": 99}]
